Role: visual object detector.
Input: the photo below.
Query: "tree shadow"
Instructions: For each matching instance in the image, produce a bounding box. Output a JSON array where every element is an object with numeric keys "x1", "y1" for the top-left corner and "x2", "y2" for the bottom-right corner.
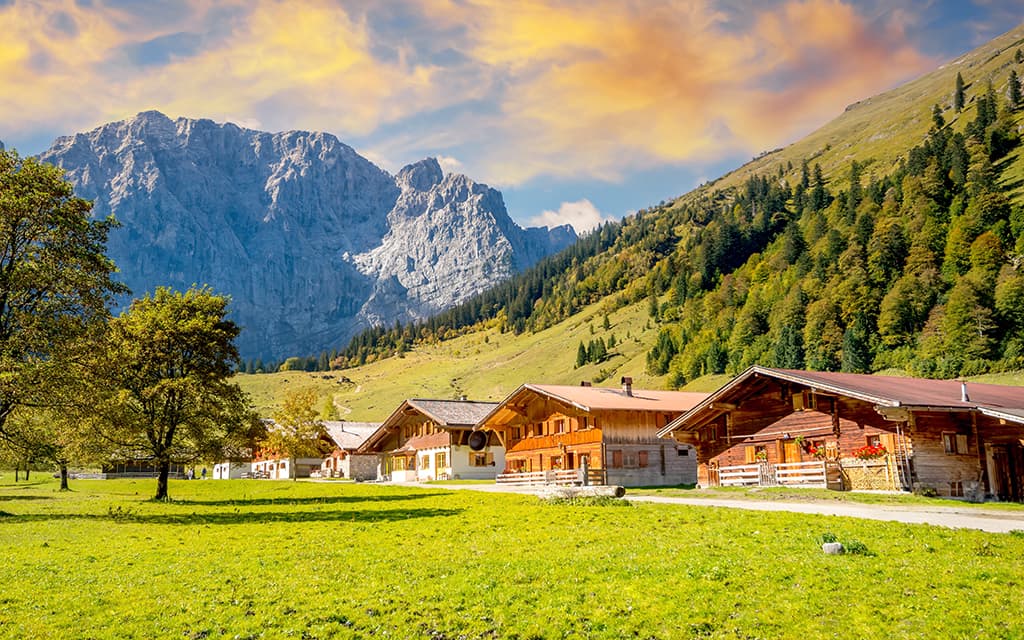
[
  {"x1": 174, "y1": 492, "x2": 449, "y2": 507},
  {"x1": 0, "y1": 506, "x2": 464, "y2": 526},
  {"x1": 0, "y1": 495, "x2": 52, "y2": 502}
]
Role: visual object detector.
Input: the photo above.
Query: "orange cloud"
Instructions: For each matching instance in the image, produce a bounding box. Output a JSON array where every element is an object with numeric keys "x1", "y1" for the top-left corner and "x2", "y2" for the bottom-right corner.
[
  {"x1": 0, "y1": 0, "x2": 936, "y2": 188},
  {"x1": 452, "y1": 0, "x2": 936, "y2": 183}
]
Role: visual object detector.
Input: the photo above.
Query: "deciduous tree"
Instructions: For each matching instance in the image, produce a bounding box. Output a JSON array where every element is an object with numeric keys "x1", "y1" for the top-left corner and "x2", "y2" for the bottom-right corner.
[
  {"x1": 261, "y1": 389, "x2": 331, "y2": 480},
  {"x1": 89, "y1": 286, "x2": 260, "y2": 500},
  {"x1": 0, "y1": 150, "x2": 123, "y2": 458}
]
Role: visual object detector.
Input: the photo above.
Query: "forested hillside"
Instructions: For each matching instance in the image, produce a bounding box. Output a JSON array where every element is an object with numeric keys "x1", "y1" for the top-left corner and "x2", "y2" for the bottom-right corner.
[{"x1": 322, "y1": 27, "x2": 1024, "y2": 385}]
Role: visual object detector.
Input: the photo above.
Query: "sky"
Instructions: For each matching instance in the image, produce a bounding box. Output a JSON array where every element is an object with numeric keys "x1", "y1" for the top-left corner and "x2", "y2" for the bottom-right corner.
[{"x1": 1, "y1": 1, "x2": 1021, "y2": 233}]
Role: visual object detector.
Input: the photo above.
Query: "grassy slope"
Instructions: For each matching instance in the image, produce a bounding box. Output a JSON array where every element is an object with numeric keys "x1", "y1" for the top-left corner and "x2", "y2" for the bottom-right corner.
[
  {"x1": 703, "y1": 24, "x2": 1024, "y2": 199},
  {"x1": 237, "y1": 298, "x2": 665, "y2": 419},
  {"x1": 237, "y1": 24, "x2": 1024, "y2": 420},
  {"x1": 3, "y1": 478, "x2": 1024, "y2": 639}
]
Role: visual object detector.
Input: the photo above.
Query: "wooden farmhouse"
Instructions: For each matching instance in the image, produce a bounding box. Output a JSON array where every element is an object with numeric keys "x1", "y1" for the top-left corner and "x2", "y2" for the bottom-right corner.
[
  {"x1": 357, "y1": 399, "x2": 501, "y2": 482},
  {"x1": 320, "y1": 421, "x2": 381, "y2": 481},
  {"x1": 658, "y1": 366, "x2": 1024, "y2": 500},
  {"x1": 476, "y1": 378, "x2": 707, "y2": 487}
]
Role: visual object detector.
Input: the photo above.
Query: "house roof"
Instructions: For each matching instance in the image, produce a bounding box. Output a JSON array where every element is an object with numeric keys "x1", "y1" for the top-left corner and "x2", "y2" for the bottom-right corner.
[
  {"x1": 323, "y1": 421, "x2": 380, "y2": 451},
  {"x1": 657, "y1": 366, "x2": 1024, "y2": 437},
  {"x1": 357, "y1": 398, "x2": 499, "y2": 453},
  {"x1": 403, "y1": 399, "x2": 499, "y2": 427},
  {"x1": 478, "y1": 382, "x2": 709, "y2": 427}
]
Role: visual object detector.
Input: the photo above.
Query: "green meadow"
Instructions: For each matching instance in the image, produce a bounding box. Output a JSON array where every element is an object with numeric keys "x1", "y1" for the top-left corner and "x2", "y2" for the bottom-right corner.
[{"x1": 3, "y1": 478, "x2": 1024, "y2": 639}]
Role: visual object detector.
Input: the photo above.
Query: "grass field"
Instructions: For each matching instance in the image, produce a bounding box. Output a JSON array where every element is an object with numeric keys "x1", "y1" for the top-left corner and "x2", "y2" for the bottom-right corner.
[{"x1": 3, "y1": 477, "x2": 1024, "y2": 639}]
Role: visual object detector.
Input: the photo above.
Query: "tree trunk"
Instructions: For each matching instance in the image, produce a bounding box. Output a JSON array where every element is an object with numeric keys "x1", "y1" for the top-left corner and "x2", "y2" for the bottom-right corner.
[
  {"x1": 291, "y1": 457, "x2": 297, "y2": 481},
  {"x1": 24, "y1": 466, "x2": 29, "y2": 481},
  {"x1": 59, "y1": 463, "x2": 69, "y2": 491},
  {"x1": 14, "y1": 464, "x2": 19, "y2": 482},
  {"x1": 154, "y1": 459, "x2": 171, "y2": 501}
]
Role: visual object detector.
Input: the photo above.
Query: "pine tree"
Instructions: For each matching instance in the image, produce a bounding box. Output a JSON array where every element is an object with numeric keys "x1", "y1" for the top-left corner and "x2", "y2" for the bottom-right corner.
[
  {"x1": 841, "y1": 317, "x2": 871, "y2": 374},
  {"x1": 931, "y1": 104, "x2": 945, "y2": 130},
  {"x1": 1009, "y1": 70, "x2": 1021, "y2": 111},
  {"x1": 602, "y1": 315, "x2": 611, "y2": 331},
  {"x1": 576, "y1": 342, "x2": 587, "y2": 368},
  {"x1": 1016, "y1": 48, "x2": 1024, "y2": 64},
  {"x1": 954, "y1": 72, "x2": 965, "y2": 113}
]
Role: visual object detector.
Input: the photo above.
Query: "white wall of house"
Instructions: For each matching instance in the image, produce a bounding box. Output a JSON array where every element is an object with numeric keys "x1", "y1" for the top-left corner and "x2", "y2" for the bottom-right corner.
[
  {"x1": 450, "y1": 444, "x2": 505, "y2": 480},
  {"x1": 213, "y1": 462, "x2": 249, "y2": 479},
  {"x1": 252, "y1": 457, "x2": 324, "y2": 479}
]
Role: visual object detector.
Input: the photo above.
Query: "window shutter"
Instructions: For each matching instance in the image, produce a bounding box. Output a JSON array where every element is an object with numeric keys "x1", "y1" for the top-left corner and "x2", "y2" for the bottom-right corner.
[
  {"x1": 745, "y1": 446, "x2": 756, "y2": 463},
  {"x1": 956, "y1": 434, "x2": 969, "y2": 455}
]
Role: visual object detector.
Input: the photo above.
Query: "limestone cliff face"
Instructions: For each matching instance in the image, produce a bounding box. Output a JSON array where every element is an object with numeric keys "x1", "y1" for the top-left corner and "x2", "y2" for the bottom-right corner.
[{"x1": 38, "y1": 111, "x2": 575, "y2": 359}]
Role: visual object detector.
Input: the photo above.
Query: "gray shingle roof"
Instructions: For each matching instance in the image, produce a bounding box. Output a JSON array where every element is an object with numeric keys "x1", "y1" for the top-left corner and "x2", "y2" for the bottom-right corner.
[
  {"x1": 323, "y1": 421, "x2": 380, "y2": 450},
  {"x1": 407, "y1": 399, "x2": 499, "y2": 427}
]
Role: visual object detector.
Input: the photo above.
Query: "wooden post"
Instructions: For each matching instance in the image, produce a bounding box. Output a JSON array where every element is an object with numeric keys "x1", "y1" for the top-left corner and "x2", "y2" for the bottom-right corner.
[{"x1": 581, "y1": 456, "x2": 590, "y2": 486}]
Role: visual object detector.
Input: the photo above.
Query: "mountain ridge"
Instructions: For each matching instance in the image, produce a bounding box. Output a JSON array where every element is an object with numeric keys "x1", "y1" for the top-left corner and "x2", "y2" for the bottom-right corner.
[{"x1": 37, "y1": 111, "x2": 575, "y2": 360}]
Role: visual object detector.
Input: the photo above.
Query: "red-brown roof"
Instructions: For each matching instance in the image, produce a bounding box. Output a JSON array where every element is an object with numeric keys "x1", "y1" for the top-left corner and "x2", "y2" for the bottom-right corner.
[
  {"x1": 658, "y1": 366, "x2": 1024, "y2": 437},
  {"x1": 523, "y1": 384, "x2": 709, "y2": 412},
  {"x1": 477, "y1": 382, "x2": 709, "y2": 428}
]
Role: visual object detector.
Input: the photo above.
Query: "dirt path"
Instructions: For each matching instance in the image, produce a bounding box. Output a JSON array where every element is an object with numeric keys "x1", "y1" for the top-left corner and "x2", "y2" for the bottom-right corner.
[{"x1": 428, "y1": 483, "x2": 1024, "y2": 533}]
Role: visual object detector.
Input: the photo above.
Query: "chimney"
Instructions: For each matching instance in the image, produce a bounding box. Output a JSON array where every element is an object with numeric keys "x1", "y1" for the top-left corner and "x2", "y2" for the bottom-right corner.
[
  {"x1": 621, "y1": 376, "x2": 633, "y2": 397},
  {"x1": 580, "y1": 381, "x2": 592, "y2": 387},
  {"x1": 960, "y1": 381, "x2": 970, "y2": 403}
]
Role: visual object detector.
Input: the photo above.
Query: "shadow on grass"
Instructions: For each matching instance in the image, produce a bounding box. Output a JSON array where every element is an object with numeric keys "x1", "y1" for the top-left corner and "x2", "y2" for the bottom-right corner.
[
  {"x1": 0, "y1": 495, "x2": 52, "y2": 502},
  {"x1": 174, "y1": 493, "x2": 449, "y2": 507},
  {"x1": 0, "y1": 506, "x2": 464, "y2": 525}
]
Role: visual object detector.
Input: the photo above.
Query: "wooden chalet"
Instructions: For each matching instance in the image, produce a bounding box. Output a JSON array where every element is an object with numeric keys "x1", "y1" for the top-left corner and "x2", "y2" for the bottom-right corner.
[
  {"x1": 357, "y1": 399, "x2": 501, "y2": 481},
  {"x1": 320, "y1": 421, "x2": 381, "y2": 481},
  {"x1": 658, "y1": 367, "x2": 1024, "y2": 500},
  {"x1": 476, "y1": 378, "x2": 707, "y2": 487}
]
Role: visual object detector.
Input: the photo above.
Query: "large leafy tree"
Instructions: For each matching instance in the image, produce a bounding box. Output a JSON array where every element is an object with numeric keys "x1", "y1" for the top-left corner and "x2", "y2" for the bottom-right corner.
[
  {"x1": 0, "y1": 150, "x2": 123, "y2": 458},
  {"x1": 90, "y1": 286, "x2": 260, "y2": 500}
]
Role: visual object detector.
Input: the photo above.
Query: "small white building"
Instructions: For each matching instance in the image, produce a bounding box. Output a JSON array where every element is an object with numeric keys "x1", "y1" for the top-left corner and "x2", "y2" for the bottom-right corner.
[
  {"x1": 212, "y1": 461, "x2": 250, "y2": 479},
  {"x1": 321, "y1": 421, "x2": 380, "y2": 481},
  {"x1": 251, "y1": 456, "x2": 324, "y2": 479},
  {"x1": 358, "y1": 398, "x2": 504, "y2": 482}
]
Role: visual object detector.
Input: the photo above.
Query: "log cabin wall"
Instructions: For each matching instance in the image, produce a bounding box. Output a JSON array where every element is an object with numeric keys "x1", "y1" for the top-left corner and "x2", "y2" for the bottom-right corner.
[
  {"x1": 502, "y1": 407, "x2": 695, "y2": 485},
  {"x1": 910, "y1": 411, "x2": 981, "y2": 496}
]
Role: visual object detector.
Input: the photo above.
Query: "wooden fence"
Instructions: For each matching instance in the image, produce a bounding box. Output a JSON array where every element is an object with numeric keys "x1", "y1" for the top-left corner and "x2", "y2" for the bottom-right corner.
[
  {"x1": 713, "y1": 460, "x2": 840, "y2": 489},
  {"x1": 496, "y1": 468, "x2": 607, "y2": 487}
]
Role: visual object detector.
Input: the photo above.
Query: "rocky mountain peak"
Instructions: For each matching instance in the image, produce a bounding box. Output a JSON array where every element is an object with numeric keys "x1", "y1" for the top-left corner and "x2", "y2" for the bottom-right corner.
[
  {"x1": 397, "y1": 157, "x2": 444, "y2": 191},
  {"x1": 36, "y1": 115, "x2": 577, "y2": 360}
]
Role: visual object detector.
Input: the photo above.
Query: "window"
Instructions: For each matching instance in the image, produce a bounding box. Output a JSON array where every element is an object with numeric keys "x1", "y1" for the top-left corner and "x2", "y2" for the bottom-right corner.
[
  {"x1": 580, "y1": 416, "x2": 590, "y2": 429},
  {"x1": 611, "y1": 450, "x2": 623, "y2": 468},
  {"x1": 942, "y1": 433, "x2": 969, "y2": 455},
  {"x1": 555, "y1": 419, "x2": 565, "y2": 433},
  {"x1": 866, "y1": 435, "x2": 881, "y2": 448},
  {"x1": 623, "y1": 453, "x2": 637, "y2": 468},
  {"x1": 470, "y1": 453, "x2": 493, "y2": 467},
  {"x1": 638, "y1": 451, "x2": 649, "y2": 468},
  {"x1": 435, "y1": 452, "x2": 447, "y2": 470},
  {"x1": 677, "y1": 448, "x2": 689, "y2": 457},
  {"x1": 708, "y1": 424, "x2": 718, "y2": 442}
]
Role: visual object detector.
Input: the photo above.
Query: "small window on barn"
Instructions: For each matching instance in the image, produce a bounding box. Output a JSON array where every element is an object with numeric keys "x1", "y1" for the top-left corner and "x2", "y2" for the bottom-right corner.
[
  {"x1": 638, "y1": 451, "x2": 649, "y2": 468},
  {"x1": 942, "y1": 433, "x2": 969, "y2": 455},
  {"x1": 677, "y1": 448, "x2": 689, "y2": 456},
  {"x1": 623, "y1": 453, "x2": 637, "y2": 468}
]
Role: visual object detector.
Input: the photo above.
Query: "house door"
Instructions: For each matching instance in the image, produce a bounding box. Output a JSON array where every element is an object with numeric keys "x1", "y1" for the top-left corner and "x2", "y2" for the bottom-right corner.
[
  {"x1": 986, "y1": 444, "x2": 1022, "y2": 501},
  {"x1": 565, "y1": 452, "x2": 575, "y2": 470}
]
